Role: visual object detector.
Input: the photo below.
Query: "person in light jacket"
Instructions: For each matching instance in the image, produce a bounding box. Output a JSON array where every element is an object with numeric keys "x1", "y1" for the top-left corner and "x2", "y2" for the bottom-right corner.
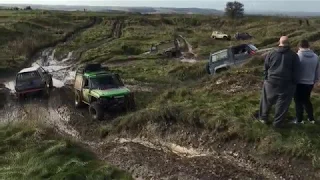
[{"x1": 293, "y1": 40, "x2": 320, "y2": 124}]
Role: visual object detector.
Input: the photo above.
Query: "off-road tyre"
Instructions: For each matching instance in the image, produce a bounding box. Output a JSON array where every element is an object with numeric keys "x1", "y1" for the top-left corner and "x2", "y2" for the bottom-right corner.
[
  {"x1": 17, "y1": 94, "x2": 25, "y2": 102},
  {"x1": 126, "y1": 94, "x2": 136, "y2": 111},
  {"x1": 74, "y1": 91, "x2": 84, "y2": 108},
  {"x1": 49, "y1": 79, "x2": 53, "y2": 89},
  {"x1": 42, "y1": 84, "x2": 50, "y2": 99},
  {"x1": 223, "y1": 36, "x2": 229, "y2": 40},
  {"x1": 215, "y1": 67, "x2": 228, "y2": 74},
  {"x1": 206, "y1": 63, "x2": 211, "y2": 74},
  {"x1": 89, "y1": 101, "x2": 104, "y2": 121},
  {"x1": 164, "y1": 51, "x2": 172, "y2": 58}
]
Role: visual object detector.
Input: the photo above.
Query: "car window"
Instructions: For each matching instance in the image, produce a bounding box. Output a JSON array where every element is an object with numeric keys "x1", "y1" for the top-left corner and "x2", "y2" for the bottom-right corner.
[
  {"x1": 217, "y1": 51, "x2": 228, "y2": 60},
  {"x1": 90, "y1": 75, "x2": 123, "y2": 89},
  {"x1": 211, "y1": 51, "x2": 228, "y2": 63},
  {"x1": 83, "y1": 78, "x2": 89, "y2": 88},
  {"x1": 211, "y1": 55, "x2": 217, "y2": 63},
  {"x1": 248, "y1": 44, "x2": 258, "y2": 51},
  {"x1": 16, "y1": 71, "x2": 40, "y2": 81}
]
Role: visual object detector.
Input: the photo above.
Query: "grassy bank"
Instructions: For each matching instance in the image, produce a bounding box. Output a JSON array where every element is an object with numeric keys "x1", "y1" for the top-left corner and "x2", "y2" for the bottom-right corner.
[
  {"x1": 0, "y1": 10, "x2": 91, "y2": 72},
  {"x1": 100, "y1": 56, "x2": 320, "y2": 169},
  {"x1": 54, "y1": 14, "x2": 320, "y2": 64},
  {"x1": 0, "y1": 121, "x2": 132, "y2": 180}
]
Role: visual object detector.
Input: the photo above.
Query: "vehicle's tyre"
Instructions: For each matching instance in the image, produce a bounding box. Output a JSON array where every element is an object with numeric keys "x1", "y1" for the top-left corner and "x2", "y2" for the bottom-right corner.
[
  {"x1": 216, "y1": 68, "x2": 228, "y2": 74},
  {"x1": 206, "y1": 62, "x2": 211, "y2": 74},
  {"x1": 17, "y1": 94, "x2": 25, "y2": 102},
  {"x1": 89, "y1": 101, "x2": 104, "y2": 121},
  {"x1": 164, "y1": 51, "x2": 172, "y2": 58},
  {"x1": 49, "y1": 79, "x2": 53, "y2": 89},
  {"x1": 42, "y1": 84, "x2": 50, "y2": 99},
  {"x1": 74, "y1": 92, "x2": 84, "y2": 108},
  {"x1": 223, "y1": 36, "x2": 228, "y2": 40},
  {"x1": 126, "y1": 94, "x2": 136, "y2": 111}
]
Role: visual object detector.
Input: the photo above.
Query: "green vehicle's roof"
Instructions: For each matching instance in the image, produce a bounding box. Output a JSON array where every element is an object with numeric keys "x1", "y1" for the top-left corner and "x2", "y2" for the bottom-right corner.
[{"x1": 83, "y1": 71, "x2": 113, "y2": 78}]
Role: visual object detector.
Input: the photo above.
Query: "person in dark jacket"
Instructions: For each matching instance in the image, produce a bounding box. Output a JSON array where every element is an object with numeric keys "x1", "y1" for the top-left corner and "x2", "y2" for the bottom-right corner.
[
  {"x1": 259, "y1": 36, "x2": 300, "y2": 127},
  {"x1": 293, "y1": 40, "x2": 320, "y2": 124}
]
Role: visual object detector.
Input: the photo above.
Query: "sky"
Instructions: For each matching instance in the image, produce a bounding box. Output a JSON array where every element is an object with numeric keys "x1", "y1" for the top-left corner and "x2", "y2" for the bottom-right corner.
[{"x1": 2, "y1": 0, "x2": 320, "y2": 12}]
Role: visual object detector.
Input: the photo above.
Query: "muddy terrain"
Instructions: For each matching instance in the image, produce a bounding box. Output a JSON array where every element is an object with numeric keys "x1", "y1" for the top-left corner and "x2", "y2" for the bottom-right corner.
[
  {"x1": 0, "y1": 46, "x2": 303, "y2": 180},
  {"x1": 0, "y1": 16, "x2": 316, "y2": 180}
]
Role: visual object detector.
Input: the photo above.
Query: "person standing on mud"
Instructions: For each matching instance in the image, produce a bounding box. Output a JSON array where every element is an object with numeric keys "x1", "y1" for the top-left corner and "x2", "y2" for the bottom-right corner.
[
  {"x1": 258, "y1": 36, "x2": 300, "y2": 128},
  {"x1": 293, "y1": 40, "x2": 320, "y2": 124}
]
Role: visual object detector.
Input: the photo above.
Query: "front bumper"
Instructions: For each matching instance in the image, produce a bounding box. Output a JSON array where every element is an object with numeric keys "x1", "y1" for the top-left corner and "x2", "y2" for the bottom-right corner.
[{"x1": 99, "y1": 97, "x2": 126, "y2": 108}]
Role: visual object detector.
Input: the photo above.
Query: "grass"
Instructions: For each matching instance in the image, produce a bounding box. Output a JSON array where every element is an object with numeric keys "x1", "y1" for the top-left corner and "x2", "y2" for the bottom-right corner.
[
  {"x1": 0, "y1": 9, "x2": 91, "y2": 73},
  {"x1": 54, "y1": 14, "x2": 320, "y2": 66},
  {"x1": 0, "y1": 120, "x2": 133, "y2": 180},
  {"x1": 4, "y1": 9, "x2": 320, "y2": 174},
  {"x1": 99, "y1": 55, "x2": 320, "y2": 168}
]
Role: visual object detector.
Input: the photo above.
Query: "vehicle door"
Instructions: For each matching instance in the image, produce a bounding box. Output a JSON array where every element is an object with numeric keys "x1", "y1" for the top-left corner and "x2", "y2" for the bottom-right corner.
[
  {"x1": 209, "y1": 50, "x2": 228, "y2": 72},
  {"x1": 82, "y1": 77, "x2": 90, "y2": 103}
]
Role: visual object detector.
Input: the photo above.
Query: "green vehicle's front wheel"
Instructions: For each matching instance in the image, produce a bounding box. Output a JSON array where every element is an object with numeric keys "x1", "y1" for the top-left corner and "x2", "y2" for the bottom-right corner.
[
  {"x1": 74, "y1": 92, "x2": 84, "y2": 108},
  {"x1": 89, "y1": 101, "x2": 104, "y2": 121},
  {"x1": 125, "y1": 94, "x2": 136, "y2": 111}
]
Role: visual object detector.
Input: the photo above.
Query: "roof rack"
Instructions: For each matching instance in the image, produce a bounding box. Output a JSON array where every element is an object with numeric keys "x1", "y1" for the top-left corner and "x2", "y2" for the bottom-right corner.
[{"x1": 76, "y1": 63, "x2": 109, "y2": 75}]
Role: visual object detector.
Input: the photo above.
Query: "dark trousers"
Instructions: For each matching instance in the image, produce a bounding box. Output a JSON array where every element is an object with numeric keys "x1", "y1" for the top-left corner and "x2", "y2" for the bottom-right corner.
[
  {"x1": 259, "y1": 81, "x2": 296, "y2": 126},
  {"x1": 294, "y1": 84, "x2": 314, "y2": 122}
]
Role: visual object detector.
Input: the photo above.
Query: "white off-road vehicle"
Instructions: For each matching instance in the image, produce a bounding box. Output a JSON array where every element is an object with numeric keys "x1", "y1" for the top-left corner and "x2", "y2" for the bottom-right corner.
[{"x1": 211, "y1": 31, "x2": 231, "y2": 40}]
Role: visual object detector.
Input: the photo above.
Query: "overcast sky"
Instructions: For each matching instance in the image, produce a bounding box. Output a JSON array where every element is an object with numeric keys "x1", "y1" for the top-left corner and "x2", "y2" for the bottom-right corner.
[{"x1": 3, "y1": 0, "x2": 320, "y2": 12}]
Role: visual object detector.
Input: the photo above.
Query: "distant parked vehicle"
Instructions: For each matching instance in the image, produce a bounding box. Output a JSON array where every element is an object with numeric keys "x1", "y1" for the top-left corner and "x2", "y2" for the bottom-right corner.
[
  {"x1": 14, "y1": 66, "x2": 53, "y2": 99},
  {"x1": 234, "y1": 32, "x2": 253, "y2": 40},
  {"x1": 206, "y1": 43, "x2": 259, "y2": 75},
  {"x1": 211, "y1": 31, "x2": 231, "y2": 40}
]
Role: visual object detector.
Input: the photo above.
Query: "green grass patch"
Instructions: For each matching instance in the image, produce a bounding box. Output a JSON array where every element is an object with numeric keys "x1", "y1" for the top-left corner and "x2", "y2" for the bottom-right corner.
[{"x1": 0, "y1": 121, "x2": 132, "y2": 180}]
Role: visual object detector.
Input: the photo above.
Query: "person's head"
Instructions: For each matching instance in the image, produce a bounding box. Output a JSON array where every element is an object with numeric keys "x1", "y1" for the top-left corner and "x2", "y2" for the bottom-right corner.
[
  {"x1": 279, "y1": 36, "x2": 289, "y2": 47},
  {"x1": 299, "y1": 39, "x2": 310, "y2": 49}
]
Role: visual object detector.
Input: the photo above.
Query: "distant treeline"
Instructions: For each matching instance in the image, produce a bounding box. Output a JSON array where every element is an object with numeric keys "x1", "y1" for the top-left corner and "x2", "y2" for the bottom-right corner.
[{"x1": 0, "y1": 6, "x2": 32, "y2": 10}]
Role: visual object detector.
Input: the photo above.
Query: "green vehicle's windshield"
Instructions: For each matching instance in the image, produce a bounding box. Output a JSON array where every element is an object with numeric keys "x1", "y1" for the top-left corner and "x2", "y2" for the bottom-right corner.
[{"x1": 90, "y1": 75, "x2": 124, "y2": 90}]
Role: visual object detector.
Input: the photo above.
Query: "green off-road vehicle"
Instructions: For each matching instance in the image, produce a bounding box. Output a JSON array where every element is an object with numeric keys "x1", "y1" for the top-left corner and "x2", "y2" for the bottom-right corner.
[{"x1": 73, "y1": 64, "x2": 136, "y2": 120}]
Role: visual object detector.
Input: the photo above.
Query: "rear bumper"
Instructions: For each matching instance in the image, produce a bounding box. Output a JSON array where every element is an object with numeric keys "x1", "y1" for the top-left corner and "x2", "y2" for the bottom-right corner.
[{"x1": 16, "y1": 88, "x2": 45, "y2": 95}]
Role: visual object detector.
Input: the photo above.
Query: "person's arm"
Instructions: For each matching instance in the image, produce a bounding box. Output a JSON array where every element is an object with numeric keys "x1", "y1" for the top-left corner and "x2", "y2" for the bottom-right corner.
[
  {"x1": 292, "y1": 53, "x2": 300, "y2": 84},
  {"x1": 264, "y1": 52, "x2": 271, "y2": 80},
  {"x1": 315, "y1": 57, "x2": 320, "y2": 83}
]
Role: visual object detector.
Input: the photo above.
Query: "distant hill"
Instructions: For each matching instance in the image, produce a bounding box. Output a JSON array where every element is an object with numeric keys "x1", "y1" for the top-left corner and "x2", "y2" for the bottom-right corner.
[
  {"x1": 248, "y1": 10, "x2": 320, "y2": 17},
  {"x1": 0, "y1": 4, "x2": 224, "y2": 15},
  {"x1": 1, "y1": 4, "x2": 320, "y2": 17}
]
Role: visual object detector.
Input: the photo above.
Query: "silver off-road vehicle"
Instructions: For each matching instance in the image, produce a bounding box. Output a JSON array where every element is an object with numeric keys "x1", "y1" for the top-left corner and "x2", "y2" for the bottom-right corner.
[{"x1": 206, "y1": 43, "x2": 259, "y2": 75}]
